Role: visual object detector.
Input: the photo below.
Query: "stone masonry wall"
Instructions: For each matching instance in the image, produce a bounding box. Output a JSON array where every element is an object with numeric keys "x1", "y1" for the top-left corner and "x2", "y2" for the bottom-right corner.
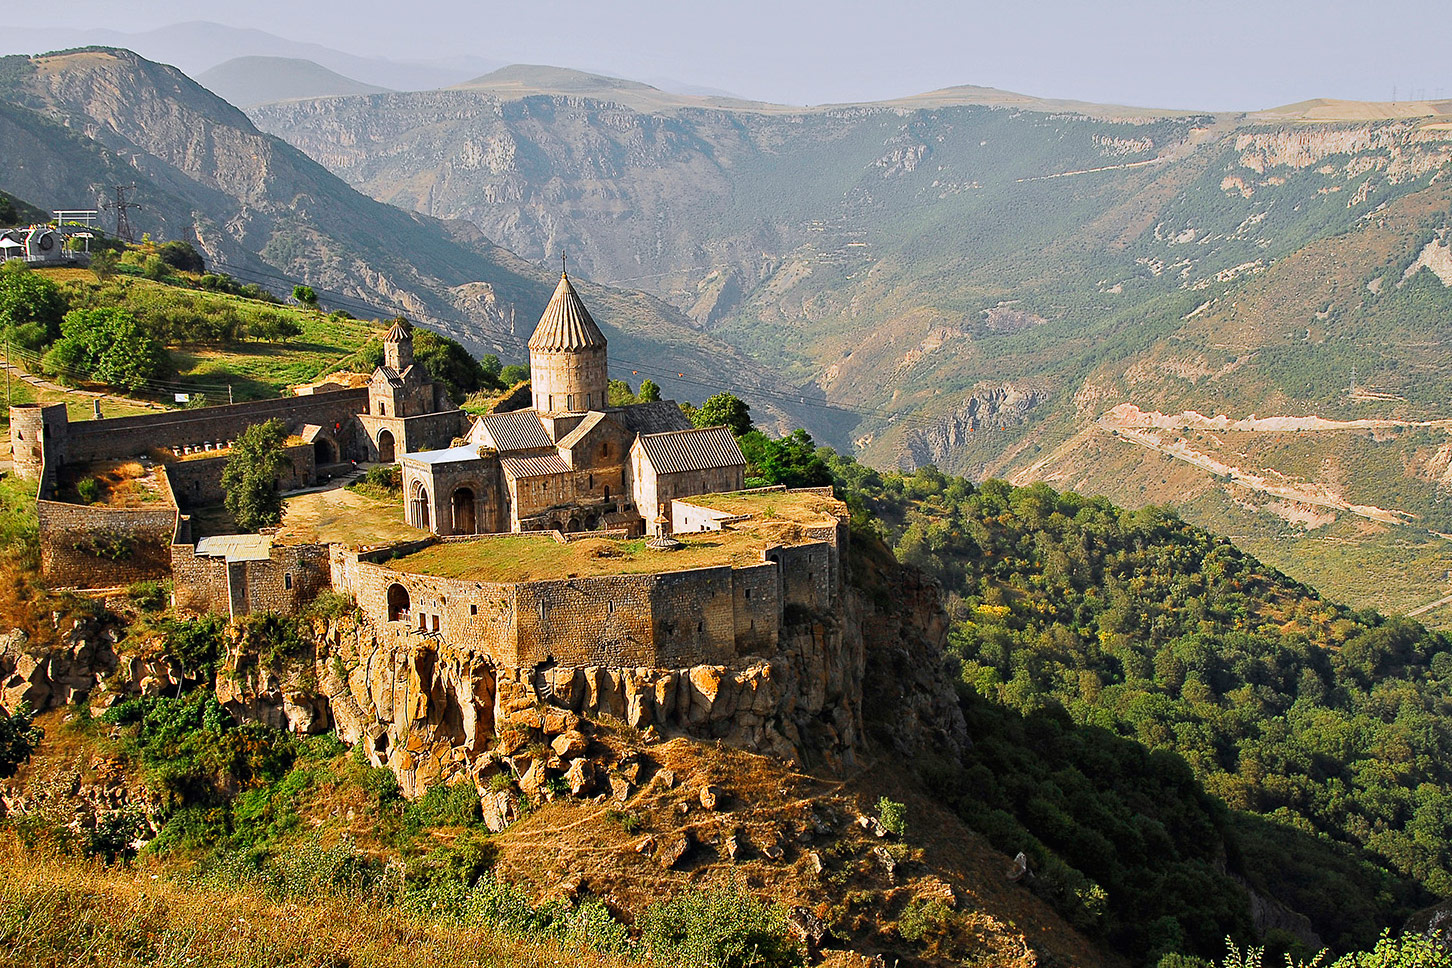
[
  {"x1": 59, "y1": 389, "x2": 369, "y2": 464},
  {"x1": 37, "y1": 500, "x2": 178, "y2": 588},
  {"x1": 162, "y1": 443, "x2": 316, "y2": 510}
]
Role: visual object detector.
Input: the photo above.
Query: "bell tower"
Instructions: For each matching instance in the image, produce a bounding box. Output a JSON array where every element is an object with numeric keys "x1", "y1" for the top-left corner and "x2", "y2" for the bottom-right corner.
[{"x1": 383, "y1": 318, "x2": 414, "y2": 371}]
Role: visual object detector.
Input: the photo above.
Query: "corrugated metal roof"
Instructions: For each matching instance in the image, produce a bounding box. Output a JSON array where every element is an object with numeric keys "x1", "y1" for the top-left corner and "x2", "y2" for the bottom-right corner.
[
  {"x1": 636, "y1": 425, "x2": 745, "y2": 476},
  {"x1": 528, "y1": 273, "x2": 607, "y2": 352},
  {"x1": 472, "y1": 409, "x2": 553, "y2": 452},
  {"x1": 401, "y1": 445, "x2": 482, "y2": 465},
  {"x1": 614, "y1": 400, "x2": 693, "y2": 435},
  {"x1": 500, "y1": 452, "x2": 571, "y2": 479},
  {"x1": 195, "y1": 534, "x2": 273, "y2": 562}
]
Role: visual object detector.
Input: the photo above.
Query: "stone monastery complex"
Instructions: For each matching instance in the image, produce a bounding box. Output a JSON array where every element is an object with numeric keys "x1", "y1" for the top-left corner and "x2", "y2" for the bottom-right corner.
[{"x1": 8, "y1": 273, "x2": 864, "y2": 773}]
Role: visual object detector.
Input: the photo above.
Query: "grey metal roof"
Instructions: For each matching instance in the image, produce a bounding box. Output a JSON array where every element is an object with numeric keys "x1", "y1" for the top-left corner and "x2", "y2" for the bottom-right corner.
[
  {"x1": 195, "y1": 534, "x2": 273, "y2": 562},
  {"x1": 500, "y1": 452, "x2": 572, "y2": 479},
  {"x1": 635, "y1": 425, "x2": 745, "y2": 476},
  {"x1": 472, "y1": 409, "x2": 553, "y2": 452},
  {"x1": 528, "y1": 272, "x2": 607, "y2": 352},
  {"x1": 401, "y1": 445, "x2": 482, "y2": 466},
  {"x1": 613, "y1": 400, "x2": 693, "y2": 435}
]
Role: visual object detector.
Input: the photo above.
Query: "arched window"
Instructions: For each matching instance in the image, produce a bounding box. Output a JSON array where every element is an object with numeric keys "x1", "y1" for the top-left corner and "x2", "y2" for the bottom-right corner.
[{"x1": 387, "y1": 583, "x2": 410, "y2": 622}]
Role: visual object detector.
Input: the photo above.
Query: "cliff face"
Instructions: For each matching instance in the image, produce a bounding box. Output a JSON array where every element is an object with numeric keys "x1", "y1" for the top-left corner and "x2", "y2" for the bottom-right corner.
[{"x1": 303, "y1": 540, "x2": 965, "y2": 798}]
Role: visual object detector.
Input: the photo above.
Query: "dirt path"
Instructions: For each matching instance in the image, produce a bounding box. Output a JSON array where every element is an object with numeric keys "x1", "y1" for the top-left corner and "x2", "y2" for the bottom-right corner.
[
  {"x1": 0, "y1": 357, "x2": 166, "y2": 412},
  {"x1": 1101, "y1": 403, "x2": 1452, "y2": 434},
  {"x1": 1102, "y1": 424, "x2": 1416, "y2": 525},
  {"x1": 1408, "y1": 592, "x2": 1452, "y2": 618}
]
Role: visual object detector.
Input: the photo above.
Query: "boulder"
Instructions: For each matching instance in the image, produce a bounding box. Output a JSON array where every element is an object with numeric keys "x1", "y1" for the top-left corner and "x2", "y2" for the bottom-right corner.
[
  {"x1": 551, "y1": 730, "x2": 589, "y2": 759},
  {"x1": 564, "y1": 757, "x2": 597, "y2": 797},
  {"x1": 787, "y1": 907, "x2": 832, "y2": 955},
  {"x1": 480, "y1": 790, "x2": 516, "y2": 832},
  {"x1": 656, "y1": 830, "x2": 694, "y2": 869},
  {"x1": 699, "y1": 785, "x2": 724, "y2": 811},
  {"x1": 609, "y1": 774, "x2": 634, "y2": 803}
]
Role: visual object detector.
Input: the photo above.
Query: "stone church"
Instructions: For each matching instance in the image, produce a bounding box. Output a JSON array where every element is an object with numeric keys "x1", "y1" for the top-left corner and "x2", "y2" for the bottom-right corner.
[{"x1": 399, "y1": 271, "x2": 746, "y2": 537}]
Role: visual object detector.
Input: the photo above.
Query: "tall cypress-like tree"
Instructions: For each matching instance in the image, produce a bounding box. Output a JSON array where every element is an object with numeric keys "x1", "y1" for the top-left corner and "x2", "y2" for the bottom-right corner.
[{"x1": 222, "y1": 418, "x2": 289, "y2": 532}]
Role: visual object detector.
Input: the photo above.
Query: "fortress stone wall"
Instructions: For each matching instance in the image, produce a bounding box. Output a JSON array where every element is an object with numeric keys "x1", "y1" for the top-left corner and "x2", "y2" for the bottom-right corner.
[
  {"x1": 164, "y1": 443, "x2": 317, "y2": 510},
  {"x1": 37, "y1": 498, "x2": 179, "y2": 588},
  {"x1": 329, "y1": 533, "x2": 838, "y2": 671}
]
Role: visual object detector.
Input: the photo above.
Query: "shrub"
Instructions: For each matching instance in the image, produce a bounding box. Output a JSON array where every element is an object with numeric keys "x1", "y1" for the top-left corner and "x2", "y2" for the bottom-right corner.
[
  {"x1": 157, "y1": 240, "x2": 205, "y2": 273},
  {"x1": 75, "y1": 477, "x2": 101, "y2": 505},
  {"x1": 638, "y1": 883, "x2": 804, "y2": 968},
  {"x1": 0, "y1": 701, "x2": 42, "y2": 779},
  {"x1": 163, "y1": 613, "x2": 225, "y2": 675},
  {"x1": 405, "y1": 782, "x2": 482, "y2": 829},
  {"x1": 875, "y1": 796, "x2": 908, "y2": 838},
  {"x1": 127, "y1": 579, "x2": 168, "y2": 612}
]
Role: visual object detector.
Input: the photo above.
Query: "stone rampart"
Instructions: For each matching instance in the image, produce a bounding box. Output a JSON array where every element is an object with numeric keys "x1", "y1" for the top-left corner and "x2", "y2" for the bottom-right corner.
[
  {"x1": 173, "y1": 541, "x2": 331, "y2": 617},
  {"x1": 37, "y1": 499, "x2": 179, "y2": 588},
  {"x1": 57, "y1": 389, "x2": 369, "y2": 464},
  {"x1": 162, "y1": 443, "x2": 316, "y2": 509}
]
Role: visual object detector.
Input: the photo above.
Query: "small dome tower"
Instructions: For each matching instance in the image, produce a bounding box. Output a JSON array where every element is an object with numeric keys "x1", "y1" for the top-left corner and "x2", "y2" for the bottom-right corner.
[
  {"x1": 383, "y1": 318, "x2": 413, "y2": 372},
  {"x1": 528, "y1": 270, "x2": 608, "y2": 414}
]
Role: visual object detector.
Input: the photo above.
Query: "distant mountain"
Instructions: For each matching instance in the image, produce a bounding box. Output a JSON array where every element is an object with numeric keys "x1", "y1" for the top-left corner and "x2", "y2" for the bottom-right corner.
[
  {"x1": 0, "y1": 48, "x2": 785, "y2": 420},
  {"x1": 198, "y1": 56, "x2": 390, "y2": 108},
  {"x1": 0, "y1": 21, "x2": 502, "y2": 91},
  {"x1": 249, "y1": 73, "x2": 1452, "y2": 619}
]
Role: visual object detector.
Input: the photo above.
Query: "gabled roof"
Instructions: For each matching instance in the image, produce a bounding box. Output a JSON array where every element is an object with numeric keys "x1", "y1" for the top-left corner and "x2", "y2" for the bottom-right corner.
[
  {"x1": 528, "y1": 272, "x2": 607, "y2": 352},
  {"x1": 471, "y1": 409, "x2": 553, "y2": 452},
  {"x1": 372, "y1": 365, "x2": 406, "y2": 388},
  {"x1": 500, "y1": 452, "x2": 572, "y2": 479},
  {"x1": 635, "y1": 425, "x2": 746, "y2": 476},
  {"x1": 556, "y1": 410, "x2": 618, "y2": 451},
  {"x1": 613, "y1": 400, "x2": 693, "y2": 435}
]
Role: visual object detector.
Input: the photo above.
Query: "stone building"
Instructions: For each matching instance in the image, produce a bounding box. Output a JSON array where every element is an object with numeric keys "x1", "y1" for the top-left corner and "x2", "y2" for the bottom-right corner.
[{"x1": 399, "y1": 271, "x2": 746, "y2": 537}]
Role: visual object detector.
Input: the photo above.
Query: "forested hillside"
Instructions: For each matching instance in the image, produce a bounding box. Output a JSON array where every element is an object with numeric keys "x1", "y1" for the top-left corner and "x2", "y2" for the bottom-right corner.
[{"x1": 825, "y1": 454, "x2": 1452, "y2": 962}]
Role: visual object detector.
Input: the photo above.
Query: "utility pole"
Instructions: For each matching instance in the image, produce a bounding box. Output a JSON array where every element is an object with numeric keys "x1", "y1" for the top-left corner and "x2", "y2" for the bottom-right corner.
[{"x1": 102, "y1": 185, "x2": 140, "y2": 243}]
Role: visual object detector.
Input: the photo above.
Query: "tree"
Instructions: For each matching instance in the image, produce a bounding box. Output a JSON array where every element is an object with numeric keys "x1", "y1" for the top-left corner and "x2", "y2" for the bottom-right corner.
[
  {"x1": 157, "y1": 240, "x2": 205, "y2": 273},
  {"x1": 499, "y1": 363, "x2": 530, "y2": 385},
  {"x1": 737, "y1": 429, "x2": 831, "y2": 488},
  {"x1": 41, "y1": 307, "x2": 169, "y2": 392},
  {"x1": 90, "y1": 248, "x2": 119, "y2": 281},
  {"x1": 692, "y1": 392, "x2": 753, "y2": 436},
  {"x1": 222, "y1": 418, "x2": 290, "y2": 532},
  {"x1": 0, "y1": 702, "x2": 42, "y2": 779},
  {"x1": 292, "y1": 284, "x2": 319, "y2": 309},
  {"x1": 639, "y1": 378, "x2": 662, "y2": 402},
  {"x1": 0, "y1": 261, "x2": 65, "y2": 353}
]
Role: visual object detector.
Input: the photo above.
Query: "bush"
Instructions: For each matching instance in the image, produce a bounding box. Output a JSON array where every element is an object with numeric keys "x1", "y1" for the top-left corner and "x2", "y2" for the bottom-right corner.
[
  {"x1": 157, "y1": 240, "x2": 205, "y2": 273},
  {"x1": 638, "y1": 883, "x2": 804, "y2": 968},
  {"x1": 0, "y1": 701, "x2": 42, "y2": 778},
  {"x1": 75, "y1": 477, "x2": 101, "y2": 505},
  {"x1": 127, "y1": 579, "x2": 168, "y2": 612},
  {"x1": 875, "y1": 796, "x2": 908, "y2": 838}
]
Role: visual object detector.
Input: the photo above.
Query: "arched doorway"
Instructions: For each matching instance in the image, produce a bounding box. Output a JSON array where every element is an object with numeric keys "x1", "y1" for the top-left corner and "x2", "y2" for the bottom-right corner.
[
  {"x1": 452, "y1": 486, "x2": 477, "y2": 535},
  {"x1": 313, "y1": 437, "x2": 338, "y2": 466},
  {"x1": 387, "y1": 583, "x2": 410, "y2": 622},
  {"x1": 412, "y1": 482, "x2": 431, "y2": 530},
  {"x1": 378, "y1": 429, "x2": 396, "y2": 463},
  {"x1": 566, "y1": 516, "x2": 582, "y2": 533}
]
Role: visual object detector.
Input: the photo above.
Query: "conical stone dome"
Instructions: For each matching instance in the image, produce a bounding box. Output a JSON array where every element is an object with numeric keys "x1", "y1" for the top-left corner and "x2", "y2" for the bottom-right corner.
[
  {"x1": 529, "y1": 272, "x2": 607, "y2": 352},
  {"x1": 528, "y1": 271, "x2": 609, "y2": 415}
]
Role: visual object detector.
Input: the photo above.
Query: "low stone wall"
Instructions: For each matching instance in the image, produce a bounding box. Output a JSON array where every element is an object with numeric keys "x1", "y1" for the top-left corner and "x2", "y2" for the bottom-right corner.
[
  {"x1": 163, "y1": 443, "x2": 316, "y2": 510},
  {"x1": 37, "y1": 499, "x2": 178, "y2": 588}
]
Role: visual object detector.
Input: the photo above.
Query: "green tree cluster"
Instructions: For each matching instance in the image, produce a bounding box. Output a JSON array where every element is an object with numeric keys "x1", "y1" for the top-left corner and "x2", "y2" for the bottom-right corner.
[
  {"x1": 41, "y1": 306, "x2": 170, "y2": 391},
  {"x1": 0, "y1": 261, "x2": 65, "y2": 353},
  {"x1": 827, "y1": 453, "x2": 1452, "y2": 959}
]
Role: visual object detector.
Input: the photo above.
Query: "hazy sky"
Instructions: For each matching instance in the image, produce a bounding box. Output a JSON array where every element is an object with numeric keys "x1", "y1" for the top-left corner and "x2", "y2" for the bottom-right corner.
[{"x1": 8, "y1": 0, "x2": 1451, "y2": 110}]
